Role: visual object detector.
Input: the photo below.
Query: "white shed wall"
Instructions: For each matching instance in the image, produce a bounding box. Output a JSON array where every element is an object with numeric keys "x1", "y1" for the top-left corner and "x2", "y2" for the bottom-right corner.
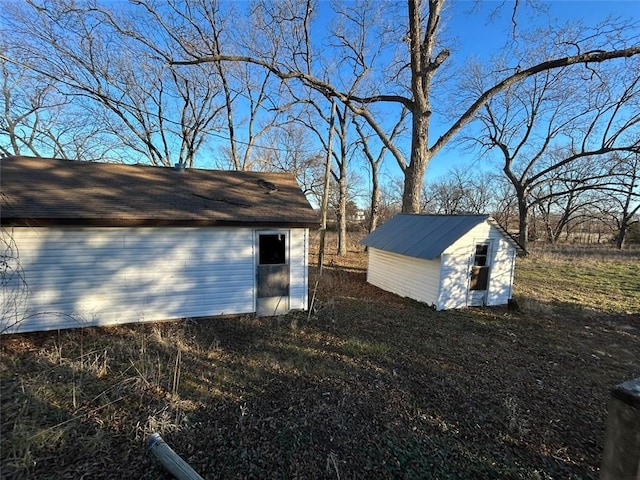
[
  {"x1": 442, "y1": 222, "x2": 516, "y2": 308},
  {"x1": 2, "y1": 226, "x2": 309, "y2": 333},
  {"x1": 288, "y1": 228, "x2": 309, "y2": 310},
  {"x1": 437, "y1": 253, "x2": 471, "y2": 310},
  {"x1": 367, "y1": 248, "x2": 441, "y2": 307},
  {"x1": 485, "y1": 236, "x2": 517, "y2": 306}
]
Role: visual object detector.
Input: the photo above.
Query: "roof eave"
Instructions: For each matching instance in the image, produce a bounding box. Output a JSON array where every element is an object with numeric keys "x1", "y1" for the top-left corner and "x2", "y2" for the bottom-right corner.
[
  {"x1": 1, "y1": 218, "x2": 320, "y2": 229},
  {"x1": 486, "y1": 217, "x2": 527, "y2": 254}
]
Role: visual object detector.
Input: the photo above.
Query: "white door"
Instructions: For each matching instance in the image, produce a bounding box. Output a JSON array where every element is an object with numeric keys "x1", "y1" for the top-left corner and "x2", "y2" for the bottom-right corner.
[
  {"x1": 256, "y1": 231, "x2": 290, "y2": 316},
  {"x1": 467, "y1": 242, "x2": 491, "y2": 306}
]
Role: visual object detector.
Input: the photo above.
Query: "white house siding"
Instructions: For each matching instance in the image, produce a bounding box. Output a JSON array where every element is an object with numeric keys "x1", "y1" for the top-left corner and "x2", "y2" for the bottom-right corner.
[
  {"x1": 2, "y1": 226, "x2": 261, "y2": 333},
  {"x1": 367, "y1": 248, "x2": 441, "y2": 306},
  {"x1": 442, "y1": 222, "x2": 516, "y2": 308},
  {"x1": 288, "y1": 228, "x2": 309, "y2": 310}
]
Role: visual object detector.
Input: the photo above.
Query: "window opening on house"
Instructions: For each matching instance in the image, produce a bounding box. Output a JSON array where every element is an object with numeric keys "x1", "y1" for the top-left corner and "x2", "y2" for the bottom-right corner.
[
  {"x1": 470, "y1": 243, "x2": 489, "y2": 290},
  {"x1": 259, "y1": 234, "x2": 286, "y2": 265}
]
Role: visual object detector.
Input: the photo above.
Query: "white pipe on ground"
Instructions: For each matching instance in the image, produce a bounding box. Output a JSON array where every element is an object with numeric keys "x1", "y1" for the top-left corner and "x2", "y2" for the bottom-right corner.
[{"x1": 147, "y1": 432, "x2": 204, "y2": 480}]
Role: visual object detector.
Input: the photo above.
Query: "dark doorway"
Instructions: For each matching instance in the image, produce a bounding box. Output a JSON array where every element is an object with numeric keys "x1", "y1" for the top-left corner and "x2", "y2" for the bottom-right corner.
[{"x1": 259, "y1": 234, "x2": 286, "y2": 265}]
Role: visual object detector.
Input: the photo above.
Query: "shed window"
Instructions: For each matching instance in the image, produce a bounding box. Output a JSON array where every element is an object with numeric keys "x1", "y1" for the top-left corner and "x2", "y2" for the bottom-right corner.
[
  {"x1": 473, "y1": 244, "x2": 489, "y2": 266},
  {"x1": 259, "y1": 234, "x2": 286, "y2": 265}
]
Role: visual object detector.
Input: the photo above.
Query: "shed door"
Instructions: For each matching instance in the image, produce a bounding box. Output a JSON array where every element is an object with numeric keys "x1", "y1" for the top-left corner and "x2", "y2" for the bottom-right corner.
[
  {"x1": 468, "y1": 243, "x2": 490, "y2": 306},
  {"x1": 256, "y1": 232, "x2": 290, "y2": 316}
]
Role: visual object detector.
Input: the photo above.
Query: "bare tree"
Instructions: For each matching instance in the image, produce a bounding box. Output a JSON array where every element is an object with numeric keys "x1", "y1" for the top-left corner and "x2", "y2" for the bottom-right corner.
[
  {"x1": 333, "y1": 104, "x2": 351, "y2": 255},
  {"x1": 173, "y1": 0, "x2": 640, "y2": 213},
  {"x1": 300, "y1": 100, "x2": 361, "y2": 256},
  {"x1": 256, "y1": 124, "x2": 325, "y2": 199},
  {"x1": 1, "y1": 52, "x2": 54, "y2": 157},
  {"x1": 250, "y1": 0, "x2": 381, "y2": 254},
  {"x1": 612, "y1": 153, "x2": 640, "y2": 248},
  {"x1": 421, "y1": 166, "x2": 495, "y2": 215},
  {"x1": 530, "y1": 156, "x2": 608, "y2": 244},
  {"x1": 204, "y1": 2, "x2": 278, "y2": 171},
  {"x1": 593, "y1": 152, "x2": 640, "y2": 249},
  {"x1": 1, "y1": 0, "x2": 225, "y2": 167},
  {"x1": 466, "y1": 49, "x2": 640, "y2": 247},
  {"x1": 0, "y1": 227, "x2": 29, "y2": 334},
  {"x1": 377, "y1": 181, "x2": 404, "y2": 225},
  {"x1": 1, "y1": 46, "x2": 120, "y2": 160},
  {"x1": 355, "y1": 110, "x2": 408, "y2": 232},
  {"x1": 490, "y1": 175, "x2": 520, "y2": 233}
]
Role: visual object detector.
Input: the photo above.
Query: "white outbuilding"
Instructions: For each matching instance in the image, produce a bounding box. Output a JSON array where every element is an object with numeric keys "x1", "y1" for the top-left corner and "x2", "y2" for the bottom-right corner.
[
  {"x1": 1, "y1": 156, "x2": 318, "y2": 334},
  {"x1": 360, "y1": 214, "x2": 523, "y2": 310}
]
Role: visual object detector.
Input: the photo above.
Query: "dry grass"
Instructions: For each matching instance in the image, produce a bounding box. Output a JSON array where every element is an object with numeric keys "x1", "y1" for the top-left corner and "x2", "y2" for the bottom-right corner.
[
  {"x1": 1, "y1": 233, "x2": 638, "y2": 479},
  {"x1": 515, "y1": 244, "x2": 640, "y2": 316}
]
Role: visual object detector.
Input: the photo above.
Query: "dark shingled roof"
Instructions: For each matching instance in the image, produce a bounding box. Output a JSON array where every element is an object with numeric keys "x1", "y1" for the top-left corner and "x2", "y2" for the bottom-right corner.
[
  {"x1": 1, "y1": 156, "x2": 319, "y2": 228},
  {"x1": 361, "y1": 213, "x2": 523, "y2": 259}
]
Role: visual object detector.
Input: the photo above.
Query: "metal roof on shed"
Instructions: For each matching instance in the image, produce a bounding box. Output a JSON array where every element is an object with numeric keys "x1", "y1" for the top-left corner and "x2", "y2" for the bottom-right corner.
[
  {"x1": 1, "y1": 156, "x2": 319, "y2": 228},
  {"x1": 361, "y1": 214, "x2": 520, "y2": 260}
]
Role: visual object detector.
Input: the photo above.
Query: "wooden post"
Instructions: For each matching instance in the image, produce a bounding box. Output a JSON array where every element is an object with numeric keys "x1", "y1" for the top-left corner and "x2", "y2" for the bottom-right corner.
[
  {"x1": 318, "y1": 100, "x2": 336, "y2": 275},
  {"x1": 600, "y1": 377, "x2": 640, "y2": 480},
  {"x1": 147, "y1": 432, "x2": 204, "y2": 480}
]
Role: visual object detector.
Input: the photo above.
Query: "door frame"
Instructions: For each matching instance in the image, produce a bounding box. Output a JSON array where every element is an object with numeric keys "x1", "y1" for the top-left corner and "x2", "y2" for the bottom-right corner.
[
  {"x1": 254, "y1": 229, "x2": 290, "y2": 316},
  {"x1": 467, "y1": 240, "x2": 492, "y2": 307}
]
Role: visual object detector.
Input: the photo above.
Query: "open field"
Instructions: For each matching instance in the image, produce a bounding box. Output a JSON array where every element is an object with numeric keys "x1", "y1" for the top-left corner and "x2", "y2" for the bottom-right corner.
[{"x1": 1, "y1": 235, "x2": 639, "y2": 479}]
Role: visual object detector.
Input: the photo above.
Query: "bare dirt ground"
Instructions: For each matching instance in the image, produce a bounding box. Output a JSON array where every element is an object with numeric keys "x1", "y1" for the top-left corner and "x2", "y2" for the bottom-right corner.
[{"x1": 1, "y1": 236, "x2": 639, "y2": 479}]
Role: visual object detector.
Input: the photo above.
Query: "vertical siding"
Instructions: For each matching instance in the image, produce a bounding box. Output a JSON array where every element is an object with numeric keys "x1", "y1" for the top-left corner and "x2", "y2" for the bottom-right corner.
[
  {"x1": 2, "y1": 226, "x2": 258, "y2": 333},
  {"x1": 289, "y1": 228, "x2": 309, "y2": 310},
  {"x1": 367, "y1": 248, "x2": 440, "y2": 307},
  {"x1": 442, "y1": 222, "x2": 515, "y2": 308}
]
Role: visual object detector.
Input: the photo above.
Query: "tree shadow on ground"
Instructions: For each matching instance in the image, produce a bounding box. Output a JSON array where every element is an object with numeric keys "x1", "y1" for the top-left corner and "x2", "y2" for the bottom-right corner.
[{"x1": 2, "y1": 258, "x2": 638, "y2": 479}]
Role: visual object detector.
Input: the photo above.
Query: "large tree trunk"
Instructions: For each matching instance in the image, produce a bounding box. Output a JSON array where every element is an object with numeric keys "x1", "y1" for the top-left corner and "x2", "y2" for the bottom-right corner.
[
  {"x1": 615, "y1": 219, "x2": 628, "y2": 250},
  {"x1": 401, "y1": 0, "x2": 441, "y2": 214},
  {"x1": 402, "y1": 115, "x2": 431, "y2": 213},
  {"x1": 517, "y1": 196, "x2": 529, "y2": 248}
]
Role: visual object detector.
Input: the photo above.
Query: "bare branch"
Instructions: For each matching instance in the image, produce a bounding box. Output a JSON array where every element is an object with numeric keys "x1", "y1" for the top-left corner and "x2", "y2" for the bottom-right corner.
[{"x1": 432, "y1": 46, "x2": 640, "y2": 156}]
